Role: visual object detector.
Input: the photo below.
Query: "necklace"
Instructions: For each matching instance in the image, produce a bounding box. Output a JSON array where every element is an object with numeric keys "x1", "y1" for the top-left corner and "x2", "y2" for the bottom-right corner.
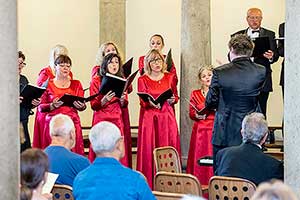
[{"x1": 201, "y1": 89, "x2": 207, "y2": 98}]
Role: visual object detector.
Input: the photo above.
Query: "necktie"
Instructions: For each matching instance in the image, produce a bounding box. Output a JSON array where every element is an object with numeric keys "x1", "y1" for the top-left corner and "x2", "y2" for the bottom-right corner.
[{"x1": 252, "y1": 30, "x2": 259, "y2": 34}]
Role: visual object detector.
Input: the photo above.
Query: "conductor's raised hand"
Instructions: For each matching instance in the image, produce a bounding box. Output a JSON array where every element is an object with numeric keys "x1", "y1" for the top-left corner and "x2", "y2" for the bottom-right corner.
[
  {"x1": 73, "y1": 100, "x2": 86, "y2": 111},
  {"x1": 101, "y1": 90, "x2": 115, "y2": 106}
]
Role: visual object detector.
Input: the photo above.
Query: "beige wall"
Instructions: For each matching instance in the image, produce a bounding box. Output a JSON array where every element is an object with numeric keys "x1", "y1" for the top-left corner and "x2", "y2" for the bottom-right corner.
[
  {"x1": 18, "y1": 0, "x2": 285, "y2": 139},
  {"x1": 211, "y1": 0, "x2": 285, "y2": 125}
]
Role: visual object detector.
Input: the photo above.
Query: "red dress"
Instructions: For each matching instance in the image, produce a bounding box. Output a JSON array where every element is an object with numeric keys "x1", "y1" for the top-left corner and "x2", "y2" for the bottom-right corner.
[
  {"x1": 186, "y1": 89, "x2": 215, "y2": 185},
  {"x1": 39, "y1": 79, "x2": 84, "y2": 155},
  {"x1": 88, "y1": 75, "x2": 130, "y2": 167},
  {"x1": 137, "y1": 73, "x2": 181, "y2": 188},
  {"x1": 33, "y1": 66, "x2": 73, "y2": 148}
]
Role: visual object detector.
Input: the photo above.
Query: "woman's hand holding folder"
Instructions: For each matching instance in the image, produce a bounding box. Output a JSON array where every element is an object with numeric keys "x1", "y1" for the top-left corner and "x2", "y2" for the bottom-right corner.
[{"x1": 101, "y1": 90, "x2": 115, "y2": 106}]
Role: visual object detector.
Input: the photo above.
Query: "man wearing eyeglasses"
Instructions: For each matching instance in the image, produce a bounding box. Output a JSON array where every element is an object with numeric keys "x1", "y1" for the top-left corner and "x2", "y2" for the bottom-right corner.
[{"x1": 232, "y1": 8, "x2": 279, "y2": 118}]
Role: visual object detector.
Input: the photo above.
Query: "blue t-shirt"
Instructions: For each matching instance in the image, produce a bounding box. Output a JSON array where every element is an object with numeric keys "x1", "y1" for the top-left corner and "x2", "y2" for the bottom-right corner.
[
  {"x1": 44, "y1": 146, "x2": 90, "y2": 186},
  {"x1": 73, "y1": 157, "x2": 155, "y2": 200}
]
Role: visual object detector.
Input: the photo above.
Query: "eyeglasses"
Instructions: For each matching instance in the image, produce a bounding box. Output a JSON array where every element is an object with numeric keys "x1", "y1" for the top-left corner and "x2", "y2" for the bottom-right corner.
[
  {"x1": 149, "y1": 58, "x2": 162, "y2": 64},
  {"x1": 247, "y1": 16, "x2": 262, "y2": 21},
  {"x1": 58, "y1": 63, "x2": 71, "y2": 68},
  {"x1": 18, "y1": 62, "x2": 26, "y2": 66}
]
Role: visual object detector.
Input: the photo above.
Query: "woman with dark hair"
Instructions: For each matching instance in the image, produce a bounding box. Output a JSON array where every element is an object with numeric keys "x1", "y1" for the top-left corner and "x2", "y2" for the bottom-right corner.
[
  {"x1": 39, "y1": 55, "x2": 86, "y2": 155},
  {"x1": 137, "y1": 49, "x2": 180, "y2": 188},
  {"x1": 88, "y1": 53, "x2": 130, "y2": 166},
  {"x1": 19, "y1": 51, "x2": 40, "y2": 152},
  {"x1": 20, "y1": 148, "x2": 51, "y2": 200}
]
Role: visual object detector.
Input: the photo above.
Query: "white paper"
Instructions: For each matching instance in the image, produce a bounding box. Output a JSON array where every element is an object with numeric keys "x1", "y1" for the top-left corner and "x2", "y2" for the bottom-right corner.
[{"x1": 42, "y1": 172, "x2": 59, "y2": 194}]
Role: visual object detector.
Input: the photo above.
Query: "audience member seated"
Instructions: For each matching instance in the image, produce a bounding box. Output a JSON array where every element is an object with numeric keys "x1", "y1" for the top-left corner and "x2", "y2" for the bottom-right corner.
[
  {"x1": 73, "y1": 121, "x2": 155, "y2": 200},
  {"x1": 20, "y1": 148, "x2": 52, "y2": 200},
  {"x1": 250, "y1": 180, "x2": 297, "y2": 200},
  {"x1": 44, "y1": 114, "x2": 90, "y2": 186},
  {"x1": 215, "y1": 112, "x2": 283, "y2": 185}
]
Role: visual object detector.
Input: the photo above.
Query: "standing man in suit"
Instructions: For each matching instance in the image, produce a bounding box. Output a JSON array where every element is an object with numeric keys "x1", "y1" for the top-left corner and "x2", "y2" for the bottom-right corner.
[
  {"x1": 232, "y1": 8, "x2": 279, "y2": 117},
  {"x1": 215, "y1": 112, "x2": 283, "y2": 185},
  {"x1": 205, "y1": 34, "x2": 266, "y2": 171}
]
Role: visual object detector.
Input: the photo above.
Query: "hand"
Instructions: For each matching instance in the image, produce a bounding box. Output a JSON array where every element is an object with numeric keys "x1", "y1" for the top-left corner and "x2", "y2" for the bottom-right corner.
[
  {"x1": 31, "y1": 98, "x2": 41, "y2": 108},
  {"x1": 51, "y1": 97, "x2": 63, "y2": 110},
  {"x1": 196, "y1": 113, "x2": 207, "y2": 120},
  {"x1": 73, "y1": 100, "x2": 86, "y2": 111},
  {"x1": 19, "y1": 96, "x2": 23, "y2": 104},
  {"x1": 42, "y1": 193, "x2": 53, "y2": 200},
  {"x1": 263, "y1": 50, "x2": 274, "y2": 60},
  {"x1": 148, "y1": 97, "x2": 161, "y2": 109},
  {"x1": 119, "y1": 94, "x2": 126, "y2": 106},
  {"x1": 167, "y1": 96, "x2": 176, "y2": 105},
  {"x1": 101, "y1": 91, "x2": 115, "y2": 106}
]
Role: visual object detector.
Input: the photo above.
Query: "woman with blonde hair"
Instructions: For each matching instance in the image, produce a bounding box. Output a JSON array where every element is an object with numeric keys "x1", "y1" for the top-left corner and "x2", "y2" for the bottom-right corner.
[
  {"x1": 137, "y1": 49, "x2": 180, "y2": 188},
  {"x1": 186, "y1": 65, "x2": 215, "y2": 186},
  {"x1": 33, "y1": 44, "x2": 72, "y2": 149}
]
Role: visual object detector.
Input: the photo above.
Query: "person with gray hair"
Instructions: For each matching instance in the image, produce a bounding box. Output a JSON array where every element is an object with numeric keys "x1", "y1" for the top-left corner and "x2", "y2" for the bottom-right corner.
[
  {"x1": 73, "y1": 121, "x2": 155, "y2": 200},
  {"x1": 215, "y1": 112, "x2": 283, "y2": 185},
  {"x1": 44, "y1": 114, "x2": 90, "y2": 186}
]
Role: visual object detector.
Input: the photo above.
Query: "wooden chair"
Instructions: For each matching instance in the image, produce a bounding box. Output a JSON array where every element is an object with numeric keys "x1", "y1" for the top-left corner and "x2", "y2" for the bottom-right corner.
[
  {"x1": 154, "y1": 172, "x2": 203, "y2": 196},
  {"x1": 153, "y1": 146, "x2": 182, "y2": 173},
  {"x1": 51, "y1": 184, "x2": 74, "y2": 200},
  {"x1": 209, "y1": 176, "x2": 256, "y2": 200},
  {"x1": 153, "y1": 191, "x2": 184, "y2": 200}
]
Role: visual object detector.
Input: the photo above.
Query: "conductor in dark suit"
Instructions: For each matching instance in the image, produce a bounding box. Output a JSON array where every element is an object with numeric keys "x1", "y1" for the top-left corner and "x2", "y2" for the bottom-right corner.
[
  {"x1": 205, "y1": 34, "x2": 266, "y2": 171},
  {"x1": 215, "y1": 112, "x2": 283, "y2": 185},
  {"x1": 232, "y1": 8, "x2": 279, "y2": 117}
]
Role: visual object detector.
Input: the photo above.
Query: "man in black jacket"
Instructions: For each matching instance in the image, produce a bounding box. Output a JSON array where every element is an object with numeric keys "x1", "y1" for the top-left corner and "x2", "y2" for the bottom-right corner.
[
  {"x1": 215, "y1": 112, "x2": 283, "y2": 185},
  {"x1": 232, "y1": 8, "x2": 279, "y2": 117},
  {"x1": 206, "y1": 34, "x2": 266, "y2": 171}
]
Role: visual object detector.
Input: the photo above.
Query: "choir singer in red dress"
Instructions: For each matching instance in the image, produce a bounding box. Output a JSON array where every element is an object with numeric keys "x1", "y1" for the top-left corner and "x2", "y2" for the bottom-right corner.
[
  {"x1": 88, "y1": 53, "x2": 130, "y2": 167},
  {"x1": 39, "y1": 55, "x2": 86, "y2": 155},
  {"x1": 186, "y1": 65, "x2": 215, "y2": 186},
  {"x1": 137, "y1": 49, "x2": 181, "y2": 188},
  {"x1": 33, "y1": 45, "x2": 72, "y2": 148}
]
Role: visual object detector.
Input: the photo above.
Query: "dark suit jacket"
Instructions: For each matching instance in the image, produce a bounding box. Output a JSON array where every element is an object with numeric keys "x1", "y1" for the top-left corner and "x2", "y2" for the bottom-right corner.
[
  {"x1": 232, "y1": 27, "x2": 279, "y2": 92},
  {"x1": 215, "y1": 142, "x2": 284, "y2": 185},
  {"x1": 206, "y1": 57, "x2": 266, "y2": 146},
  {"x1": 278, "y1": 23, "x2": 285, "y2": 86}
]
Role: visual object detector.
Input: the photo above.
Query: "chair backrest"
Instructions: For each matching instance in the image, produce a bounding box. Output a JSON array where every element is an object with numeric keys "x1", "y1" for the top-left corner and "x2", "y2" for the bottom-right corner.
[
  {"x1": 153, "y1": 146, "x2": 182, "y2": 173},
  {"x1": 153, "y1": 191, "x2": 185, "y2": 200},
  {"x1": 209, "y1": 176, "x2": 256, "y2": 200},
  {"x1": 51, "y1": 184, "x2": 74, "y2": 200},
  {"x1": 154, "y1": 172, "x2": 202, "y2": 196}
]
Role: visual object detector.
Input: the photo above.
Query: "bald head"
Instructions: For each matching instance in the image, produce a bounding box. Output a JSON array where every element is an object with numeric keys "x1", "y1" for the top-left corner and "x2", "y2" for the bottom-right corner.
[{"x1": 246, "y1": 8, "x2": 263, "y2": 30}]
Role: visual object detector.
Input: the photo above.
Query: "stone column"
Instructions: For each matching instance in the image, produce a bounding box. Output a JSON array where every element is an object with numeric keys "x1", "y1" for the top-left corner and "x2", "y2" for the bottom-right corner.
[
  {"x1": 99, "y1": 0, "x2": 126, "y2": 58},
  {"x1": 285, "y1": 0, "x2": 300, "y2": 196},
  {"x1": 180, "y1": 0, "x2": 211, "y2": 162},
  {"x1": 0, "y1": 0, "x2": 18, "y2": 199}
]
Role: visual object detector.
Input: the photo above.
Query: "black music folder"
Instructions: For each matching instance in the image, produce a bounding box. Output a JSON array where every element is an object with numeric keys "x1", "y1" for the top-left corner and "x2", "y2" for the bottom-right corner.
[
  {"x1": 251, "y1": 36, "x2": 270, "y2": 57},
  {"x1": 137, "y1": 88, "x2": 173, "y2": 105},
  {"x1": 122, "y1": 57, "x2": 133, "y2": 78},
  {"x1": 99, "y1": 69, "x2": 139, "y2": 98},
  {"x1": 59, "y1": 93, "x2": 100, "y2": 107},
  {"x1": 20, "y1": 84, "x2": 46, "y2": 108}
]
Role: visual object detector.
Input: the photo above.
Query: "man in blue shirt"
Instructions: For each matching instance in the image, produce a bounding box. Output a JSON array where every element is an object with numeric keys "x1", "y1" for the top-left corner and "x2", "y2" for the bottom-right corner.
[
  {"x1": 44, "y1": 114, "x2": 90, "y2": 186},
  {"x1": 73, "y1": 121, "x2": 155, "y2": 200}
]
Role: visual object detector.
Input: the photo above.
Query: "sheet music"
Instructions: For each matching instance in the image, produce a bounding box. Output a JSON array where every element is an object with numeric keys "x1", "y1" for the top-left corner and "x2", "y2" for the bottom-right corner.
[{"x1": 42, "y1": 172, "x2": 59, "y2": 194}]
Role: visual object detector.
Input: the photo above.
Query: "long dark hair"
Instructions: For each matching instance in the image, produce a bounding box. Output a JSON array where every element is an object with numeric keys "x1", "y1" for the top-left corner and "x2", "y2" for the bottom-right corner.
[
  {"x1": 99, "y1": 53, "x2": 123, "y2": 77},
  {"x1": 20, "y1": 148, "x2": 49, "y2": 200}
]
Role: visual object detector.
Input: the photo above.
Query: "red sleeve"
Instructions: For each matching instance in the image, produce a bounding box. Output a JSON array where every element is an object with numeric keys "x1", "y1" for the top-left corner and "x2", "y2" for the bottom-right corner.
[
  {"x1": 74, "y1": 80, "x2": 84, "y2": 97},
  {"x1": 138, "y1": 56, "x2": 145, "y2": 75},
  {"x1": 37, "y1": 68, "x2": 51, "y2": 87},
  {"x1": 89, "y1": 76, "x2": 105, "y2": 111},
  {"x1": 189, "y1": 91, "x2": 198, "y2": 121},
  {"x1": 170, "y1": 73, "x2": 179, "y2": 104},
  {"x1": 137, "y1": 76, "x2": 151, "y2": 108},
  {"x1": 39, "y1": 89, "x2": 51, "y2": 112},
  {"x1": 169, "y1": 60, "x2": 178, "y2": 86},
  {"x1": 189, "y1": 90, "x2": 205, "y2": 121},
  {"x1": 91, "y1": 66, "x2": 100, "y2": 78}
]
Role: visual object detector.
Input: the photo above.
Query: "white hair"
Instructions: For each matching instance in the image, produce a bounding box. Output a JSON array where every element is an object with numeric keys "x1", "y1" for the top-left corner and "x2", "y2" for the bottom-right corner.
[
  {"x1": 89, "y1": 121, "x2": 122, "y2": 154},
  {"x1": 181, "y1": 195, "x2": 206, "y2": 200},
  {"x1": 49, "y1": 114, "x2": 75, "y2": 138},
  {"x1": 241, "y1": 112, "x2": 268, "y2": 144},
  {"x1": 49, "y1": 44, "x2": 68, "y2": 67}
]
